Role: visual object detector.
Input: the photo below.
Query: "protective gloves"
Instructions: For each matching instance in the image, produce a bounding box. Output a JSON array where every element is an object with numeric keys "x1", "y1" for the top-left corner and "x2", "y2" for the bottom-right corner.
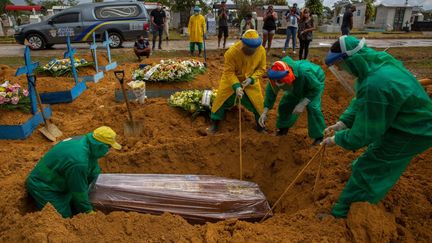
[
  {"x1": 88, "y1": 210, "x2": 96, "y2": 215},
  {"x1": 236, "y1": 87, "x2": 244, "y2": 99},
  {"x1": 242, "y1": 78, "x2": 253, "y2": 88},
  {"x1": 258, "y1": 107, "x2": 269, "y2": 127},
  {"x1": 320, "y1": 136, "x2": 336, "y2": 147},
  {"x1": 292, "y1": 98, "x2": 310, "y2": 115},
  {"x1": 324, "y1": 121, "x2": 347, "y2": 135}
]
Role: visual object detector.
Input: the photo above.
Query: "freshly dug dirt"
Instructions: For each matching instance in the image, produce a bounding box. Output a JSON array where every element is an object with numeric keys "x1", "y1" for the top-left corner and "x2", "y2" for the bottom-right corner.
[{"x1": 0, "y1": 52, "x2": 431, "y2": 242}]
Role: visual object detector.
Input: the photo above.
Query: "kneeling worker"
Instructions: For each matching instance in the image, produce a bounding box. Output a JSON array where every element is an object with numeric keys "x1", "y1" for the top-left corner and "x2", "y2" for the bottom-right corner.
[
  {"x1": 26, "y1": 126, "x2": 122, "y2": 218},
  {"x1": 208, "y1": 29, "x2": 266, "y2": 133},
  {"x1": 259, "y1": 56, "x2": 326, "y2": 145}
]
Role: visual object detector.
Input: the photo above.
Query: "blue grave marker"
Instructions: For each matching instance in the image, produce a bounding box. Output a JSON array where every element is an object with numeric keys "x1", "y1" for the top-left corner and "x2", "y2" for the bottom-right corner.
[
  {"x1": 0, "y1": 46, "x2": 52, "y2": 139},
  {"x1": 81, "y1": 32, "x2": 104, "y2": 83},
  {"x1": 100, "y1": 31, "x2": 117, "y2": 72},
  {"x1": 39, "y1": 35, "x2": 87, "y2": 104}
]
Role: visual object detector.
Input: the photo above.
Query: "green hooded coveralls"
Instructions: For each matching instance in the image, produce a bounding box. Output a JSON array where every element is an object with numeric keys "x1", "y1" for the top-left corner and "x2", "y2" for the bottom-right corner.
[
  {"x1": 331, "y1": 36, "x2": 432, "y2": 217},
  {"x1": 264, "y1": 56, "x2": 326, "y2": 139},
  {"x1": 26, "y1": 133, "x2": 109, "y2": 218}
]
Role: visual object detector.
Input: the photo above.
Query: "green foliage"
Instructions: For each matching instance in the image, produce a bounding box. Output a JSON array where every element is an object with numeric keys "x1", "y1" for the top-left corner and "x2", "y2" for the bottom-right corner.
[
  {"x1": 364, "y1": 0, "x2": 375, "y2": 23},
  {"x1": 235, "y1": 0, "x2": 254, "y2": 22},
  {"x1": 266, "y1": 0, "x2": 287, "y2": 5},
  {"x1": 305, "y1": 0, "x2": 323, "y2": 18},
  {"x1": 39, "y1": 0, "x2": 66, "y2": 10},
  {"x1": 25, "y1": 0, "x2": 36, "y2": 6},
  {"x1": 0, "y1": 0, "x2": 12, "y2": 14}
]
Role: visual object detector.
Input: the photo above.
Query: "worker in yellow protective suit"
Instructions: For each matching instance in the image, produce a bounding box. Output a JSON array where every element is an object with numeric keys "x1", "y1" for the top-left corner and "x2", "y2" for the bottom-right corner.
[
  {"x1": 188, "y1": 6, "x2": 206, "y2": 57},
  {"x1": 208, "y1": 29, "x2": 266, "y2": 133}
]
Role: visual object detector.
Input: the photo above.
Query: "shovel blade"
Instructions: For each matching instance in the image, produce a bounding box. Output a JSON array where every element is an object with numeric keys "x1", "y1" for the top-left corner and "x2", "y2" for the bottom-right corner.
[
  {"x1": 124, "y1": 121, "x2": 144, "y2": 137},
  {"x1": 46, "y1": 123, "x2": 63, "y2": 138},
  {"x1": 39, "y1": 127, "x2": 57, "y2": 142}
]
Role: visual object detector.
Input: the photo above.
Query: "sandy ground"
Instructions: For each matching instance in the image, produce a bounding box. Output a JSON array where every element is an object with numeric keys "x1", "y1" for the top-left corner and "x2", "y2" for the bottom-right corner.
[{"x1": 0, "y1": 51, "x2": 431, "y2": 242}]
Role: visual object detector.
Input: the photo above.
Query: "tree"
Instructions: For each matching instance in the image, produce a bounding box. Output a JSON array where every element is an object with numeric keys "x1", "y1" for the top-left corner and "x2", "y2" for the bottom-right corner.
[
  {"x1": 0, "y1": 0, "x2": 12, "y2": 15},
  {"x1": 25, "y1": 0, "x2": 36, "y2": 6},
  {"x1": 305, "y1": 0, "x2": 323, "y2": 18},
  {"x1": 364, "y1": 0, "x2": 375, "y2": 23},
  {"x1": 266, "y1": 0, "x2": 287, "y2": 5}
]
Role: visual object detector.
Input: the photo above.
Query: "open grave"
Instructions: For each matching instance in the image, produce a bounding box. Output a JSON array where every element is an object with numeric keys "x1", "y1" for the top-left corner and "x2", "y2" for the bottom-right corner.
[{"x1": 0, "y1": 51, "x2": 431, "y2": 242}]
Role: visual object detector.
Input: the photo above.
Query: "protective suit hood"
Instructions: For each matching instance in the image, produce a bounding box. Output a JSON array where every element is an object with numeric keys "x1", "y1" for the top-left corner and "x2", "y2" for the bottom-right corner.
[
  {"x1": 86, "y1": 133, "x2": 110, "y2": 159},
  {"x1": 328, "y1": 36, "x2": 407, "y2": 80}
]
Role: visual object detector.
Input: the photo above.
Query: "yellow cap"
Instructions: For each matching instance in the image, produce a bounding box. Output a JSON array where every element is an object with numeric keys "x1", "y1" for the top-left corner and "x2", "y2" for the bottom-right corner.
[{"x1": 93, "y1": 126, "x2": 122, "y2": 150}]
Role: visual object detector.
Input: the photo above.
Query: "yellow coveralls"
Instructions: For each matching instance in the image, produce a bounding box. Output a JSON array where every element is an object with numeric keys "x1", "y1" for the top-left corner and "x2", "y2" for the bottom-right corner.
[{"x1": 211, "y1": 41, "x2": 266, "y2": 121}]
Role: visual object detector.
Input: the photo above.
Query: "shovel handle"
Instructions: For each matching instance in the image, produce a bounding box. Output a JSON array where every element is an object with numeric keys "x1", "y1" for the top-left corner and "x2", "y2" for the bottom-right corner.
[
  {"x1": 114, "y1": 70, "x2": 125, "y2": 84},
  {"x1": 28, "y1": 75, "x2": 49, "y2": 125},
  {"x1": 116, "y1": 70, "x2": 134, "y2": 122}
]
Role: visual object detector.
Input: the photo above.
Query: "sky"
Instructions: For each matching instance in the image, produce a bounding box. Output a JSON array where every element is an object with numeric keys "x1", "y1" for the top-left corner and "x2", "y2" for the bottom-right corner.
[{"x1": 10, "y1": 0, "x2": 432, "y2": 10}]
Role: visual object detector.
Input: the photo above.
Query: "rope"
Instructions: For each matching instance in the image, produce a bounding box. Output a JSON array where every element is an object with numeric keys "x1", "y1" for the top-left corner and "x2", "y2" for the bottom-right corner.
[
  {"x1": 313, "y1": 145, "x2": 326, "y2": 192},
  {"x1": 238, "y1": 99, "x2": 243, "y2": 181},
  {"x1": 259, "y1": 145, "x2": 326, "y2": 223}
]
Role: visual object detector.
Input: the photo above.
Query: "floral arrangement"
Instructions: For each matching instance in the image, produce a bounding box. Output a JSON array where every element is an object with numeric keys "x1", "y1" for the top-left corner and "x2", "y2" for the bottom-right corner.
[
  {"x1": 127, "y1": 80, "x2": 146, "y2": 104},
  {"x1": 132, "y1": 59, "x2": 206, "y2": 82},
  {"x1": 0, "y1": 80, "x2": 31, "y2": 113},
  {"x1": 36, "y1": 58, "x2": 93, "y2": 77},
  {"x1": 168, "y1": 89, "x2": 217, "y2": 116}
]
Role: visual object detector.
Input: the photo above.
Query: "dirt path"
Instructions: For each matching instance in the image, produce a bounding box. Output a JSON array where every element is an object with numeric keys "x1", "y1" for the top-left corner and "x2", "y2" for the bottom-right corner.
[{"x1": 0, "y1": 53, "x2": 431, "y2": 242}]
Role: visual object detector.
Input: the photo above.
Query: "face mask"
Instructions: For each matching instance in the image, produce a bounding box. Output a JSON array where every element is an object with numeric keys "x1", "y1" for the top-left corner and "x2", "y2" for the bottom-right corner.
[
  {"x1": 157, "y1": 6, "x2": 161, "y2": 10},
  {"x1": 242, "y1": 45, "x2": 257, "y2": 56}
]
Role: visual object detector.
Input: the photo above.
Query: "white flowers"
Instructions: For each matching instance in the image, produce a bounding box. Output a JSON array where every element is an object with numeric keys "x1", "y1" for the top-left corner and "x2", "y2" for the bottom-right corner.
[
  {"x1": 132, "y1": 59, "x2": 206, "y2": 82},
  {"x1": 37, "y1": 58, "x2": 92, "y2": 77}
]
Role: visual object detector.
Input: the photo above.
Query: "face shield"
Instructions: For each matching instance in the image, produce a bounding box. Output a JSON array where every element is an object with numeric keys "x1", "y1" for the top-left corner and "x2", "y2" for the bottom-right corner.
[
  {"x1": 328, "y1": 62, "x2": 356, "y2": 95},
  {"x1": 325, "y1": 36, "x2": 366, "y2": 95}
]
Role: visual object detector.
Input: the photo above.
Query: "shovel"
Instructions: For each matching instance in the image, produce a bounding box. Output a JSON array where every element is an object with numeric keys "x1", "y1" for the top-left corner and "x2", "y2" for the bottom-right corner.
[
  {"x1": 114, "y1": 70, "x2": 144, "y2": 136},
  {"x1": 29, "y1": 75, "x2": 63, "y2": 142}
]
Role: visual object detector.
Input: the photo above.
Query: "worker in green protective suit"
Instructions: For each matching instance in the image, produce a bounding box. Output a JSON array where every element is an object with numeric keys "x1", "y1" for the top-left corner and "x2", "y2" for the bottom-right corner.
[
  {"x1": 259, "y1": 56, "x2": 326, "y2": 145},
  {"x1": 323, "y1": 35, "x2": 432, "y2": 218},
  {"x1": 26, "y1": 126, "x2": 122, "y2": 218}
]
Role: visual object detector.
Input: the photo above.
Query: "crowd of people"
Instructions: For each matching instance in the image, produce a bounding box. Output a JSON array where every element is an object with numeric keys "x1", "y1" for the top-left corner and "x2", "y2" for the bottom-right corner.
[{"x1": 134, "y1": 2, "x2": 355, "y2": 61}]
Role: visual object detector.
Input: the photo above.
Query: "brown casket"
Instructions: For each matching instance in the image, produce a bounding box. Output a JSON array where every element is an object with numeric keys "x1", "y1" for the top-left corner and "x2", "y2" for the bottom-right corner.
[{"x1": 89, "y1": 174, "x2": 272, "y2": 223}]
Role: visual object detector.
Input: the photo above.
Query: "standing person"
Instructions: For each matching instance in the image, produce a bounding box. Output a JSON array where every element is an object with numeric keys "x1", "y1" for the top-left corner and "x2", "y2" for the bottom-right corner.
[
  {"x1": 133, "y1": 35, "x2": 151, "y2": 61},
  {"x1": 218, "y1": 1, "x2": 229, "y2": 49},
  {"x1": 262, "y1": 5, "x2": 277, "y2": 53},
  {"x1": 323, "y1": 35, "x2": 432, "y2": 218},
  {"x1": 240, "y1": 13, "x2": 255, "y2": 36},
  {"x1": 163, "y1": 7, "x2": 171, "y2": 41},
  {"x1": 259, "y1": 56, "x2": 326, "y2": 145},
  {"x1": 26, "y1": 126, "x2": 122, "y2": 218},
  {"x1": 298, "y1": 8, "x2": 315, "y2": 60},
  {"x1": 150, "y1": 2, "x2": 166, "y2": 50},
  {"x1": 341, "y1": 5, "x2": 356, "y2": 35},
  {"x1": 283, "y1": 6, "x2": 300, "y2": 54},
  {"x1": 188, "y1": 6, "x2": 206, "y2": 57},
  {"x1": 208, "y1": 30, "x2": 266, "y2": 134}
]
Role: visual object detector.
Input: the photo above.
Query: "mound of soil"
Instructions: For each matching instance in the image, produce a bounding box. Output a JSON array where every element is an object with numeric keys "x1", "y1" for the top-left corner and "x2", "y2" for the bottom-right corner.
[{"x1": 0, "y1": 53, "x2": 431, "y2": 242}]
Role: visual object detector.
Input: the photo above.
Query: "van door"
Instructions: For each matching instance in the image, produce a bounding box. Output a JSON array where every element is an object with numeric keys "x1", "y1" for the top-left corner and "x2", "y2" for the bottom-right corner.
[{"x1": 48, "y1": 12, "x2": 83, "y2": 43}]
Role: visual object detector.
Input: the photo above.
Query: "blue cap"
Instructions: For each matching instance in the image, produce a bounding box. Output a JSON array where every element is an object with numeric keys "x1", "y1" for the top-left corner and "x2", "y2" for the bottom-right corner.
[
  {"x1": 194, "y1": 6, "x2": 201, "y2": 12},
  {"x1": 324, "y1": 51, "x2": 347, "y2": 66},
  {"x1": 267, "y1": 69, "x2": 288, "y2": 80},
  {"x1": 241, "y1": 37, "x2": 262, "y2": 48}
]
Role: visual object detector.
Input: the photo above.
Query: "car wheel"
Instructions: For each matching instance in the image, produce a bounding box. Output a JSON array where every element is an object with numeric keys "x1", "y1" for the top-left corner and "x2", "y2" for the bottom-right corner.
[
  {"x1": 108, "y1": 32, "x2": 122, "y2": 48},
  {"x1": 26, "y1": 33, "x2": 45, "y2": 50}
]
